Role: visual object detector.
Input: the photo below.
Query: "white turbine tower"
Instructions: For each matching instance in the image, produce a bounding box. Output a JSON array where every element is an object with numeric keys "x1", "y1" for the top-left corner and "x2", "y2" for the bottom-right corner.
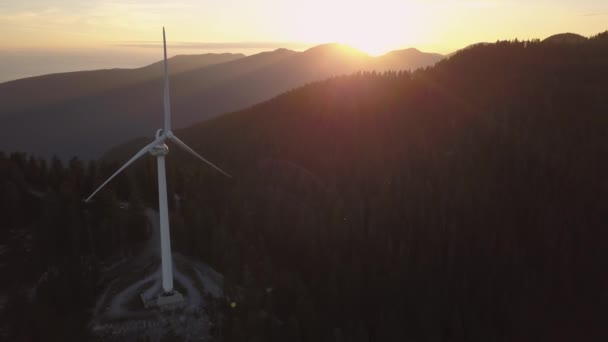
[{"x1": 85, "y1": 28, "x2": 231, "y2": 305}]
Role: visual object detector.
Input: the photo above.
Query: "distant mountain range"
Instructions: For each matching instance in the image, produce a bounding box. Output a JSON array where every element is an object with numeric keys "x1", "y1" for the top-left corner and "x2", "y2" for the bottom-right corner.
[{"x1": 0, "y1": 45, "x2": 443, "y2": 159}]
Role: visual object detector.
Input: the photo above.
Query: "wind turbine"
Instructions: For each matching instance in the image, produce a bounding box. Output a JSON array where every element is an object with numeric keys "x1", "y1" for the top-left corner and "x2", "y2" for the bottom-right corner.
[{"x1": 85, "y1": 28, "x2": 231, "y2": 303}]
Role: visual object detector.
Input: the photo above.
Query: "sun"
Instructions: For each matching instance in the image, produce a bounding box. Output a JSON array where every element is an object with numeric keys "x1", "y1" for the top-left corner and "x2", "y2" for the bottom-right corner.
[
  {"x1": 285, "y1": 0, "x2": 428, "y2": 56},
  {"x1": 342, "y1": 35, "x2": 404, "y2": 56}
]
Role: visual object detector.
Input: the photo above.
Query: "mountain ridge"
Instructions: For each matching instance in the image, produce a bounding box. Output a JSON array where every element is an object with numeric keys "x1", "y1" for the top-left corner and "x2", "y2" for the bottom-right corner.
[
  {"x1": 542, "y1": 32, "x2": 587, "y2": 44},
  {"x1": 0, "y1": 43, "x2": 443, "y2": 159},
  {"x1": 0, "y1": 52, "x2": 246, "y2": 116}
]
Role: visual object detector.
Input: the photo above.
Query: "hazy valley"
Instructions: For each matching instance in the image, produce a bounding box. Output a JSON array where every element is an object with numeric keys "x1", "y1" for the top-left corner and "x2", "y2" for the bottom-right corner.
[{"x1": 0, "y1": 45, "x2": 442, "y2": 159}]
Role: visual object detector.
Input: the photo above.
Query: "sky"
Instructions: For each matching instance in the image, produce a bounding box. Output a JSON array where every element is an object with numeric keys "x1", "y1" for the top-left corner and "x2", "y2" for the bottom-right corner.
[{"x1": 1, "y1": 0, "x2": 607, "y2": 82}]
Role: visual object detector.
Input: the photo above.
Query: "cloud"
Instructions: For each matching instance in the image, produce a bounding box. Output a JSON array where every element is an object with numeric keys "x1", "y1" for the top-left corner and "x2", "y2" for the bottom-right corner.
[
  {"x1": 117, "y1": 41, "x2": 313, "y2": 50},
  {"x1": 583, "y1": 11, "x2": 608, "y2": 16}
]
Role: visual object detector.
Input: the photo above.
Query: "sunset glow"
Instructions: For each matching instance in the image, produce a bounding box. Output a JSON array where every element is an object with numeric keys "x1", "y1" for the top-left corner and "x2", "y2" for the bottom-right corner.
[
  {"x1": 2, "y1": 1, "x2": 607, "y2": 53},
  {"x1": 277, "y1": 0, "x2": 429, "y2": 55},
  {"x1": 0, "y1": 0, "x2": 606, "y2": 73}
]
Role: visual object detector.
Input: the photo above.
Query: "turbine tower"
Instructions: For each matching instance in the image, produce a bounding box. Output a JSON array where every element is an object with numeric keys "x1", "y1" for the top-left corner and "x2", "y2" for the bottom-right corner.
[{"x1": 85, "y1": 28, "x2": 231, "y2": 304}]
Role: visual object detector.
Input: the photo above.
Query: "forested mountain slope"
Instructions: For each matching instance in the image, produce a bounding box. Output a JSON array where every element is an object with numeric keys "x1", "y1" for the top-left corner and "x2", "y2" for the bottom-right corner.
[{"x1": 125, "y1": 32, "x2": 606, "y2": 341}]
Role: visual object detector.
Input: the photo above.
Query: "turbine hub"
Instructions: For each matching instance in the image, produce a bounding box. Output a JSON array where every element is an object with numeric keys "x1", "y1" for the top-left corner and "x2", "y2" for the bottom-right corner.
[{"x1": 150, "y1": 143, "x2": 169, "y2": 156}]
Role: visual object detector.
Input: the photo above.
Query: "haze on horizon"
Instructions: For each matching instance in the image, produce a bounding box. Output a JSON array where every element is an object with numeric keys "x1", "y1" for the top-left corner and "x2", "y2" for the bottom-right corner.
[{"x1": 1, "y1": 0, "x2": 607, "y2": 82}]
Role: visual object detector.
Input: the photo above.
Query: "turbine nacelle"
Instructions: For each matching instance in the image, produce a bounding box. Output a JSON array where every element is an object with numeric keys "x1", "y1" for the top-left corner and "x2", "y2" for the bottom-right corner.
[
  {"x1": 155, "y1": 128, "x2": 174, "y2": 139},
  {"x1": 150, "y1": 143, "x2": 169, "y2": 156},
  {"x1": 151, "y1": 129, "x2": 169, "y2": 156}
]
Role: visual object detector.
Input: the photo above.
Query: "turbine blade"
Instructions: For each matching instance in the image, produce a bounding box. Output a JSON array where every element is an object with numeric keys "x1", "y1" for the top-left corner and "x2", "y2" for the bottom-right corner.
[
  {"x1": 169, "y1": 135, "x2": 232, "y2": 178},
  {"x1": 163, "y1": 27, "x2": 171, "y2": 132},
  {"x1": 85, "y1": 136, "x2": 164, "y2": 202}
]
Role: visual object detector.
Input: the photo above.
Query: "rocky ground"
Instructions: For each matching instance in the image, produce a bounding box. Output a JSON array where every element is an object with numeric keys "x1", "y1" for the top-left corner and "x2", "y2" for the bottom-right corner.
[{"x1": 88, "y1": 209, "x2": 225, "y2": 341}]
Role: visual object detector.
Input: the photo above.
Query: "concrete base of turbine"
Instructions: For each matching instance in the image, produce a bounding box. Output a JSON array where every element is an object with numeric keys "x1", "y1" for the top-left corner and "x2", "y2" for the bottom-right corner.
[
  {"x1": 142, "y1": 290, "x2": 184, "y2": 309},
  {"x1": 89, "y1": 209, "x2": 225, "y2": 341},
  {"x1": 90, "y1": 252, "x2": 224, "y2": 340}
]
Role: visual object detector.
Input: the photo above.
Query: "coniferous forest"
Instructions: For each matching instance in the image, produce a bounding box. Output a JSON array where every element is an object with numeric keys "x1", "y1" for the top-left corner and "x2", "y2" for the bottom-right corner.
[{"x1": 2, "y1": 32, "x2": 608, "y2": 341}]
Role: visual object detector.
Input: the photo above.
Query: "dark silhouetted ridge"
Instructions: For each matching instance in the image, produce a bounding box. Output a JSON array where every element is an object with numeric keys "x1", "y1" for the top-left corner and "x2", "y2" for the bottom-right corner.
[{"x1": 543, "y1": 32, "x2": 587, "y2": 44}]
